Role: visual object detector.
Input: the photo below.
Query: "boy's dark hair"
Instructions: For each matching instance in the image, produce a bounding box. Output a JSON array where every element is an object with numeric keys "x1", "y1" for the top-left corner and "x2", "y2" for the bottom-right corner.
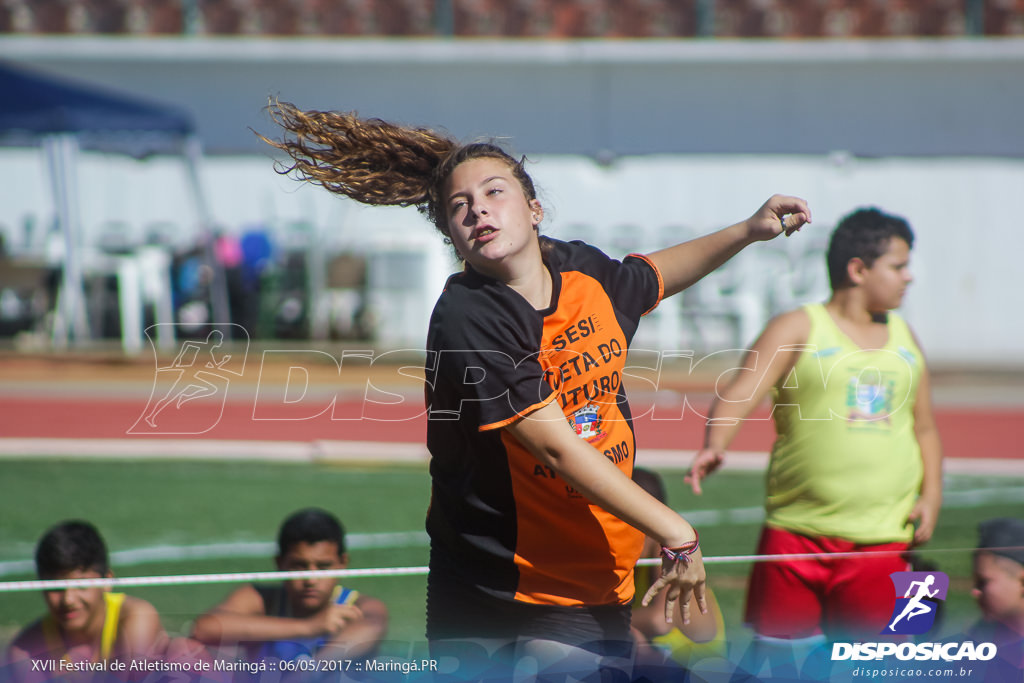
[
  {"x1": 632, "y1": 467, "x2": 667, "y2": 505},
  {"x1": 976, "y1": 517, "x2": 1024, "y2": 566},
  {"x1": 277, "y1": 508, "x2": 346, "y2": 557},
  {"x1": 35, "y1": 520, "x2": 110, "y2": 579},
  {"x1": 826, "y1": 207, "x2": 915, "y2": 290}
]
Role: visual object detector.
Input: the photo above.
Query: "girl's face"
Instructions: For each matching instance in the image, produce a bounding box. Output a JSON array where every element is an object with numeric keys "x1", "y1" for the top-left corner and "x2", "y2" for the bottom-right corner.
[
  {"x1": 972, "y1": 552, "x2": 1024, "y2": 624},
  {"x1": 443, "y1": 157, "x2": 542, "y2": 277},
  {"x1": 860, "y1": 237, "x2": 914, "y2": 312}
]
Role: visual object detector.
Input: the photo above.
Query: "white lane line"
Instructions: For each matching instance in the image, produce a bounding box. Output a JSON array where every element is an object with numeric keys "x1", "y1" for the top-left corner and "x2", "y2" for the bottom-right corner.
[{"x1": 4, "y1": 439, "x2": 1022, "y2": 477}]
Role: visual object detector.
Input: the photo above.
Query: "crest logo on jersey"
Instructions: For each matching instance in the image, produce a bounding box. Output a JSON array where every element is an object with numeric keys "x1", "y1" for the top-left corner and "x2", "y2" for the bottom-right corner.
[
  {"x1": 846, "y1": 374, "x2": 895, "y2": 424},
  {"x1": 569, "y1": 403, "x2": 603, "y2": 441}
]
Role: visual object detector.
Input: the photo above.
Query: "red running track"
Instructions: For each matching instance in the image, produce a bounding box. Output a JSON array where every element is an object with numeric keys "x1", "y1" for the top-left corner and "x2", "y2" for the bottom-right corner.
[{"x1": 0, "y1": 395, "x2": 1020, "y2": 459}]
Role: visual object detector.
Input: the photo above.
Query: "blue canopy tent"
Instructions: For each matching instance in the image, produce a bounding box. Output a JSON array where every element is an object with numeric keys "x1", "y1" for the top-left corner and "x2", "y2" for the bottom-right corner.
[{"x1": 0, "y1": 60, "x2": 230, "y2": 352}]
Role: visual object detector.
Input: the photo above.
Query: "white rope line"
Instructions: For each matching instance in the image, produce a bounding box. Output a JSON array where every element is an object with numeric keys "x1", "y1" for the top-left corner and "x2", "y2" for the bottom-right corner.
[
  {"x1": 4, "y1": 545, "x2": 1019, "y2": 593},
  {"x1": 0, "y1": 566, "x2": 431, "y2": 592},
  {"x1": 644, "y1": 545, "x2": 1019, "y2": 567}
]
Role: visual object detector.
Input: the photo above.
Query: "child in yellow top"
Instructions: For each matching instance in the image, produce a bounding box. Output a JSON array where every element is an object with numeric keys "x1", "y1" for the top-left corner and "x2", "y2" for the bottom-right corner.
[
  {"x1": 687, "y1": 207, "x2": 942, "y2": 646},
  {"x1": 4, "y1": 520, "x2": 167, "y2": 682}
]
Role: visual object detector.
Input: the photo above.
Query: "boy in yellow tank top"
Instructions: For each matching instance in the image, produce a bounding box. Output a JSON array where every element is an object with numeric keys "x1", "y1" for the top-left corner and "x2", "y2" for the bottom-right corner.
[
  {"x1": 3, "y1": 520, "x2": 168, "y2": 682},
  {"x1": 686, "y1": 208, "x2": 943, "y2": 650}
]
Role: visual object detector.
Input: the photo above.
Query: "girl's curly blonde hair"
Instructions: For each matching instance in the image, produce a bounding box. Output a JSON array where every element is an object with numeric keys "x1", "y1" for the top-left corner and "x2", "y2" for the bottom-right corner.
[{"x1": 262, "y1": 100, "x2": 539, "y2": 243}]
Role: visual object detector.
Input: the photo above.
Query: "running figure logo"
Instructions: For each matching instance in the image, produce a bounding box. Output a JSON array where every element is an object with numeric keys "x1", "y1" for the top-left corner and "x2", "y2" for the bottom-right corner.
[
  {"x1": 882, "y1": 571, "x2": 949, "y2": 635},
  {"x1": 129, "y1": 325, "x2": 248, "y2": 435}
]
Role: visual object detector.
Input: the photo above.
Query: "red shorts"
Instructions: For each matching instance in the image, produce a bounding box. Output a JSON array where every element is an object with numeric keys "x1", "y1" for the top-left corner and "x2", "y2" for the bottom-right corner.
[{"x1": 744, "y1": 526, "x2": 910, "y2": 640}]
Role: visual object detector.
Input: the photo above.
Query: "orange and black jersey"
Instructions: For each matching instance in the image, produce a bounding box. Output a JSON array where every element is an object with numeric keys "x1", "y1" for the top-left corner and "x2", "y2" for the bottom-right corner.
[{"x1": 424, "y1": 238, "x2": 664, "y2": 607}]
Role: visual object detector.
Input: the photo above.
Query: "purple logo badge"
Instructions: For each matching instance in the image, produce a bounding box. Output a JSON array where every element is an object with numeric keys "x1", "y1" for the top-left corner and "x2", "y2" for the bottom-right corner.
[{"x1": 882, "y1": 571, "x2": 949, "y2": 635}]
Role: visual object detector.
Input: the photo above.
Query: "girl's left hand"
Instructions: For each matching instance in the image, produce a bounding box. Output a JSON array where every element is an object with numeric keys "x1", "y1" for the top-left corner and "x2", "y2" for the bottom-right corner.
[
  {"x1": 641, "y1": 547, "x2": 708, "y2": 625},
  {"x1": 747, "y1": 194, "x2": 812, "y2": 241}
]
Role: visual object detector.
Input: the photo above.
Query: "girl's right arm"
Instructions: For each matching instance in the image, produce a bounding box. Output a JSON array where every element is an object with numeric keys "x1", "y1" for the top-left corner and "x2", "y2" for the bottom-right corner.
[{"x1": 506, "y1": 403, "x2": 706, "y2": 624}]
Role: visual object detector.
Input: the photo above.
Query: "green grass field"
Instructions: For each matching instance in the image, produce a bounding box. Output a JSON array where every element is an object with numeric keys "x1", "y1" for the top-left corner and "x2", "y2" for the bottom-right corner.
[{"x1": 2, "y1": 457, "x2": 1022, "y2": 658}]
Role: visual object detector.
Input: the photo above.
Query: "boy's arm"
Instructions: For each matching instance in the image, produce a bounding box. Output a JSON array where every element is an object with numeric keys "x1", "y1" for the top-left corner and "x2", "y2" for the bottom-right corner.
[
  {"x1": 630, "y1": 542, "x2": 675, "y2": 640},
  {"x1": 118, "y1": 597, "x2": 169, "y2": 661},
  {"x1": 190, "y1": 585, "x2": 333, "y2": 645},
  {"x1": 686, "y1": 309, "x2": 810, "y2": 494},
  {"x1": 5, "y1": 624, "x2": 44, "y2": 683},
  {"x1": 4, "y1": 645, "x2": 33, "y2": 683},
  {"x1": 318, "y1": 595, "x2": 388, "y2": 659},
  {"x1": 908, "y1": 340, "x2": 943, "y2": 546}
]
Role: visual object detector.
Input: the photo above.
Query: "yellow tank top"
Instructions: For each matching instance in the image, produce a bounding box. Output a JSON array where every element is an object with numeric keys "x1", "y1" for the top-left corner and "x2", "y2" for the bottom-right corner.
[
  {"x1": 42, "y1": 592, "x2": 125, "y2": 662},
  {"x1": 766, "y1": 304, "x2": 924, "y2": 543}
]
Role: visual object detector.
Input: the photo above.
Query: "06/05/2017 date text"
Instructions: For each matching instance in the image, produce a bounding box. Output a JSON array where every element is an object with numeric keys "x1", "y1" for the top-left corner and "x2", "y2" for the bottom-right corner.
[{"x1": 277, "y1": 658, "x2": 440, "y2": 675}]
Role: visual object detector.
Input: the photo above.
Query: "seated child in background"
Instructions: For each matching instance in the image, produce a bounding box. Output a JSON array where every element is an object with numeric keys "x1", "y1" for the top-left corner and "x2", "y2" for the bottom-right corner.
[
  {"x1": 630, "y1": 468, "x2": 727, "y2": 673},
  {"x1": 4, "y1": 520, "x2": 168, "y2": 682},
  {"x1": 190, "y1": 507, "x2": 388, "y2": 661},
  {"x1": 967, "y1": 517, "x2": 1024, "y2": 671}
]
